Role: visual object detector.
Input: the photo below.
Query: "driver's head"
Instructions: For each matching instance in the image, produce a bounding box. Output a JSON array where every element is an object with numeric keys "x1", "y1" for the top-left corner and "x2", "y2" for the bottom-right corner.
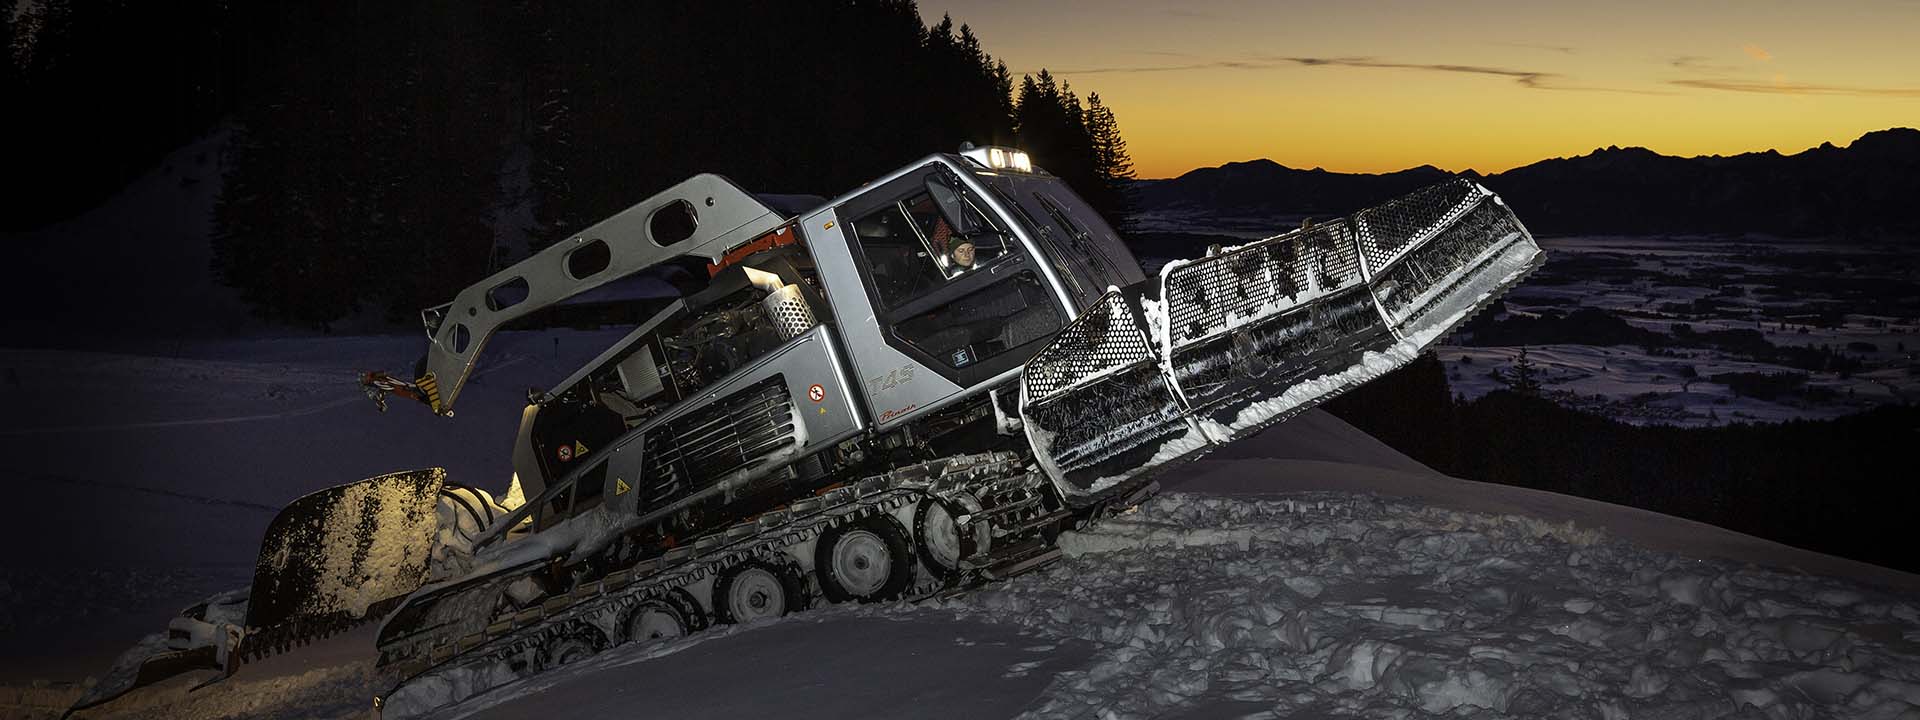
[{"x1": 951, "y1": 241, "x2": 976, "y2": 268}]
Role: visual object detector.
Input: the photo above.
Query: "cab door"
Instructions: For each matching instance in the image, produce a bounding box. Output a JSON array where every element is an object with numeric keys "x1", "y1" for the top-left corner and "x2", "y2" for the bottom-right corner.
[{"x1": 803, "y1": 161, "x2": 1069, "y2": 430}]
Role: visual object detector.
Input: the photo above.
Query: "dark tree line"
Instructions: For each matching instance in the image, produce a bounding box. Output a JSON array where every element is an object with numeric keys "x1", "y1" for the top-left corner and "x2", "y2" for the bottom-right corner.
[
  {"x1": 1009, "y1": 71, "x2": 1135, "y2": 229},
  {"x1": 5, "y1": 1, "x2": 1136, "y2": 328},
  {"x1": 2, "y1": 0, "x2": 239, "y2": 229},
  {"x1": 522, "y1": 2, "x2": 1134, "y2": 252},
  {"x1": 209, "y1": 3, "x2": 512, "y2": 327},
  {"x1": 1326, "y1": 354, "x2": 1920, "y2": 575}
]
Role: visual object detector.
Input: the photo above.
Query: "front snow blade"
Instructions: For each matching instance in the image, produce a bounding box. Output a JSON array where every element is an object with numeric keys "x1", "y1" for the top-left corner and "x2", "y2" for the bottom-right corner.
[
  {"x1": 240, "y1": 468, "x2": 448, "y2": 656},
  {"x1": 1022, "y1": 179, "x2": 1542, "y2": 507}
]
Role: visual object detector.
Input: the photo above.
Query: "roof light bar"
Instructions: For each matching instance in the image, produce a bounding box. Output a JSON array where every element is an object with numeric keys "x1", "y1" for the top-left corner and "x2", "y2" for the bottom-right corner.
[{"x1": 959, "y1": 144, "x2": 1037, "y2": 174}]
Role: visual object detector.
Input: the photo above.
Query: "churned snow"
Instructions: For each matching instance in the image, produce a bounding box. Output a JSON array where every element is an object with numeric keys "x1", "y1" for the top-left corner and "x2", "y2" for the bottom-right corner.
[
  {"x1": 7, "y1": 228, "x2": 1912, "y2": 720},
  {"x1": 930, "y1": 491, "x2": 1920, "y2": 718},
  {"x1": 433, "y1": 484, "x2": 1920, "y2": 720},
  {"x1": 37, "y1": 405, "x2": 1920, "y2": 720},
  {"x1": 440, "y1": 413, "x2": 1920, "y2": 720}
]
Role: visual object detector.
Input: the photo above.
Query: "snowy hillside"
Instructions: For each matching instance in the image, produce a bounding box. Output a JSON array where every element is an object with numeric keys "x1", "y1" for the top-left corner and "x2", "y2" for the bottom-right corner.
[
  {"x1": 0, "y1": 126, "x2": 259, "y2": 347},
  {"x1": 1443, "y1": 236, "x2": 1919, "y2": 427},
  {"x1": 0, "y1": 329, "x2": 626, "y2": 687},
  {"x1": 4, "y1": 149, "x2": 1915, "y2": 716},
  {"x1": 52, "y1": 461, "x2": 1920, "y2": 720},
  {"x1": 9, "y1": 336, "x2": 1916, "y2": 719},
  {"x1": 437, "y1": 488, "x2": 1920, "y2": 720}
]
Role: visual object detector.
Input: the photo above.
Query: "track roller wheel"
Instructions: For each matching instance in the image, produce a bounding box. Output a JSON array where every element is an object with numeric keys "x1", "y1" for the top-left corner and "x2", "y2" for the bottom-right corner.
[
  {"x1": 537, "y1": 626, "x2": 608, "y2": 671},
  {"x1": 623, "y1": 588, "x2": 705, "y2": 643},
  {"x1": 913, "y1": 496, "x2": 978, "y2": 582},
  {"x1": 713, "y1": 559, "x2": 805, "y2": 625},
  {"x1": 669, "y1": 587, "x2": 710, "y2": 633},
  {"x1": 816, "y1": 515, "x2": 915, "y2": 603}
]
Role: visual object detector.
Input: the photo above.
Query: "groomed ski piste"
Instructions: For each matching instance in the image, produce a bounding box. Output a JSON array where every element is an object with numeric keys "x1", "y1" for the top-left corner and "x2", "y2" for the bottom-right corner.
[{"x1": 6, "y1": 330, "x2": 1920, "y2": 719}]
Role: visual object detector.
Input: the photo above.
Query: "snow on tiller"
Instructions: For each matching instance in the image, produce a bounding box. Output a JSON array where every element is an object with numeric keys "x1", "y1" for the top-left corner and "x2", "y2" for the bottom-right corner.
[{"x1": 1021, "y1": 179, "x2": 1543, "y2": 507}]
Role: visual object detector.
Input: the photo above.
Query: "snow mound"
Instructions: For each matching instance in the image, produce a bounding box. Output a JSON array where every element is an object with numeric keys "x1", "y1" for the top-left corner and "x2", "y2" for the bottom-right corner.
[
  {"x1": 66, "y1": 490, "x2": 1920, "y2": 720},
  {"x1": 922, "y1": 492, "x2": 1920, "y2": 719}
]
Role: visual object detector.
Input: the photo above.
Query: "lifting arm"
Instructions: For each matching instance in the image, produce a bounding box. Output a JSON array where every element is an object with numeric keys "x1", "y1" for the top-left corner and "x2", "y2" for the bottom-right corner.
[{"x1": 392, "y1": 174, "x2": 783, "y2": 415}]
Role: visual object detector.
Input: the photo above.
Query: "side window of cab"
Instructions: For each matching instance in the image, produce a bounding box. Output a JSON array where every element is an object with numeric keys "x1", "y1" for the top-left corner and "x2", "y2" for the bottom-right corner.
[
  {"x1": 850, "y1": 188, "x2": 1011, "y2": 309},
  {"x1": 848, "y1": 170, "x2": 1062, "y2": 375}
]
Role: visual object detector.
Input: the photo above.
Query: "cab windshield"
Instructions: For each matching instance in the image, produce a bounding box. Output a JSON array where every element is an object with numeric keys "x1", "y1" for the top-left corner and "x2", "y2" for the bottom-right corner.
[{"x1": 973, "y1": 171, "x2": 1144, "y2": 311}]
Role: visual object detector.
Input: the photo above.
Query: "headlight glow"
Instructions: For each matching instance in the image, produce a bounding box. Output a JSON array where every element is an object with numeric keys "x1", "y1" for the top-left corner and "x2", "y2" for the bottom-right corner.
[{"x1": 958, "y1": 144, "x2": 1038, "y2": 174}]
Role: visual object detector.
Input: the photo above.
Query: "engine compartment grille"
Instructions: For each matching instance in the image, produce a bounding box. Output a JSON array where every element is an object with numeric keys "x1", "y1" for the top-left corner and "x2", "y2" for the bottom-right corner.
[{"x1": 640, "y1": 375, "x2": 796, "y2": 506}]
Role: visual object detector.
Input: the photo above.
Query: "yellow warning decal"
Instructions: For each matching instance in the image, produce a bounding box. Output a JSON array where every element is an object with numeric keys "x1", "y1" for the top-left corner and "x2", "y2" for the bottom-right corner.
[
  {"x1": 573, "y1": 440, "x2": 589, "y2": 457},
  {"x1": 417, "y1": 373, "x2": 442, "y2": 413},
  {"x1": 615, "y1": 478, "x2": 631, "y2": 495}
]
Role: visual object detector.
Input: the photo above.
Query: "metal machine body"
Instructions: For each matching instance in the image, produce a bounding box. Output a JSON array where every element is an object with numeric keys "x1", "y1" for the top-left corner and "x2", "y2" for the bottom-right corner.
[
  {"x1": 494, "y1": 152, "x2": 1143, "y2": 526},
  {"x1": 75, "y1": 144, "x2": 1542, "y2": 719}
]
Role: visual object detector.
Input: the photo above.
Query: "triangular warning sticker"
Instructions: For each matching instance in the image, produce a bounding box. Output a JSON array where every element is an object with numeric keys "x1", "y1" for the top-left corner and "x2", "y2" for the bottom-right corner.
[
  {"x1": 574, "y1": 440, "x2": 590, "y2": 457},
  {"x1": 615, "y1": 478, "x2": 631, "y2": 495}
]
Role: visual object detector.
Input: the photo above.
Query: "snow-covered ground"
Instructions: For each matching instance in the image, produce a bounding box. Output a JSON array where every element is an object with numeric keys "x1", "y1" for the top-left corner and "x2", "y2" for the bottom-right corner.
[
  {"x1": 0, "y1": 329, "x2": 624, "y2": 686},
  {"x1": 437, "y1": 484, "x2": 1920, "y2": 720},
  {"x1": 4, "y1": 211, "x2": 1916, "y2": 716},
  {"x1": 0, "y1": 126, "x2": 265, "y2": 347},
  {"x1": 7, "y1": 136, "x2": 1917, "y2": 718},
  {"x1": 1444, "y1": 236, "x2": 1920, "y2": 426},
  {"x1": 1434, "y1": 342, "x2": 1904, "y2": 426},
  {"x1": 17, "y1": 372, "x2": 1918, "y2": 719}
]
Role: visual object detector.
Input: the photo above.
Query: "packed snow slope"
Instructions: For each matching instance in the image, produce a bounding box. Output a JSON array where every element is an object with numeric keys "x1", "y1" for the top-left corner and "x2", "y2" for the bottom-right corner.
[
  {"x1": 452, "y1": 493, "x2": 1920, "y2": 720},
  {"x1": 40, "y1": 406, "x2": 1920, "y2": 720},
  {"x1": 438, "y1": 423, "x2": 1920, "y2": 720},
  {"x1": 1, "y1": 127, "x2": 258, "y2": 347},
  {"x1": 0, "y1": 330, "x2": 625, "y2": 684},
  {"x1": 4, "y1": 313, "x2": 1915, "y2": 718}
]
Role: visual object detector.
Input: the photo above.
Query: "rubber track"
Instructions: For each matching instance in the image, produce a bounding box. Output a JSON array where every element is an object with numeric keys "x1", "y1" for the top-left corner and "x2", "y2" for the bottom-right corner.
[{"x1": 374, "y1": 452, "x2": 1049, "y2": 707}]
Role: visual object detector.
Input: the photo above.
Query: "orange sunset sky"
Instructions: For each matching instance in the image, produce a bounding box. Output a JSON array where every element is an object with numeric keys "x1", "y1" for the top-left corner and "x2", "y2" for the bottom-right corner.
[{"x1": 928, "y1": 0, "x2": 1920, "y2": 178}]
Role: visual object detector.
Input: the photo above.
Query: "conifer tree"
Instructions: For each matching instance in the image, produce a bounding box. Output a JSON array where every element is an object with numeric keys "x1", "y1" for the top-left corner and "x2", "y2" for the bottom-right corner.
[
  {"x1": 1, "y1": 6, "x2": 17, "y2": 79},
  {"x1": 5, "y1": 0, "x2": 237, "y2": 229},
  {"x1": 213, "y1": 2, "x2": 502, "y2": 326},
  {"x1": 1084, "y1": 92, "x2": 1136, "y2": 222},
  {"x1": 1511, "y1": 347, "x2": 1542, "y2": 396},
  {"x1": 0, "y1": 11, "x2": 21, "y2": 124},
  {"x1": 29, "y1": 1, "x2": 1136, "y2": 326}
]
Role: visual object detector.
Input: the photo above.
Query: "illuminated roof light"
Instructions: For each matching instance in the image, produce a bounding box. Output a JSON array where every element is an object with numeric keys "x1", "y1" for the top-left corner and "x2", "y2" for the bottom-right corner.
[{"x1": 958, "y1": 144, "x2": 1037, "y2": 173}]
